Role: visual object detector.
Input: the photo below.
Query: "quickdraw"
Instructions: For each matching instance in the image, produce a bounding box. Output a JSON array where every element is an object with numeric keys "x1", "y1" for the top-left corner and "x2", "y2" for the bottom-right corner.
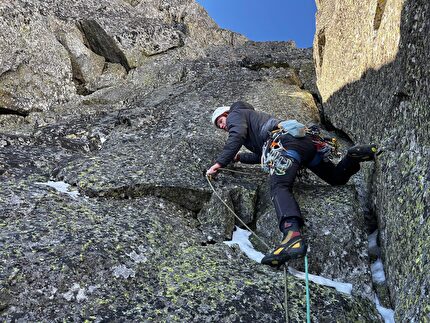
[{"x1": 306, "y1": 125, "x2": 340, "y2": 163}]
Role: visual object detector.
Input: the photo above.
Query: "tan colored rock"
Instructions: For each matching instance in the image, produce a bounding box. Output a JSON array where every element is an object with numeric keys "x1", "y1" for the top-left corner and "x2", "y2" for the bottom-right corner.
[
  {"x1": 244, "y1": 82, "x2": 320, "y2": 125},
  {"x1": 314, "y1": 0, "x2": 404, "y2": 103},
  {"x1": 0, "y1": 6, "x2": 76, "y2": 113},
  {"x1": 314, "y1": 0, "x2": 430, "y2": 321},
  {"x1": 95, "y1": 62, "x2": 127, "y2": 89},
  {"x1": 56, "y1": 25, "x2": 106, "y2": 93}
]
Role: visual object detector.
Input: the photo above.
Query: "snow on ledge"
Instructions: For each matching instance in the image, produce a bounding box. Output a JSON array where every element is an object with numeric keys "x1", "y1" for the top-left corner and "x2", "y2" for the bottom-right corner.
[
  {"x1": 35, "y1": 181, "x2": 80, "y2": 199},
  {"x1": 224, "y1": 226, "x2": 353, "y2": 295},
  {"x1": 288, "y1": 266, "x2": 352, "y2": 295},
  {"x1": 223, "y1": 226, "x2": 265, "y2": 263}
]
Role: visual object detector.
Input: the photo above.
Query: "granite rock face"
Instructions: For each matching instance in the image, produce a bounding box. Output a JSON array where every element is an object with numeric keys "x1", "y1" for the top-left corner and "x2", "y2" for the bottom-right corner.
[
  {"x1": 314, "y1": 0, "x2": 430, "y2": 320},
  {"x1": 0, "y1": 1, "x2": 384, "y2": 321},
  {"x1": 0, "y1": 0, "x2": 246, "y2": 115}
]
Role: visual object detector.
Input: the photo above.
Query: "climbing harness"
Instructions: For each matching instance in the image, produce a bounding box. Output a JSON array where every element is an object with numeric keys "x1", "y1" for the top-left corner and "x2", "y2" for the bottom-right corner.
[
  {"x1": 261, "y1": 124, "x2": 340, "y2": 175},
  {"x1": 205, "y1": 173, "x2": 311, "y2": 322}
]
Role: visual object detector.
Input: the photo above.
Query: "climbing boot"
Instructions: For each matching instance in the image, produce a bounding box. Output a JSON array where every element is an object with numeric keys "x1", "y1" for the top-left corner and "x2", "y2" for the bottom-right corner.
[
  {"x1": 261, "y1": 222, "x2": 307, "y2": 267},
  {"x1": 347, "y1": 143, "x2": 380, "y2": 162}
]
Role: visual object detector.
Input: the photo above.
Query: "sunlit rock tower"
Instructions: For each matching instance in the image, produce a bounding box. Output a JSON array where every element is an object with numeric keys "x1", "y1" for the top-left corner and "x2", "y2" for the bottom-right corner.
[{"x1": 314, "y1": 0, "x2": 430, "y2": 320}]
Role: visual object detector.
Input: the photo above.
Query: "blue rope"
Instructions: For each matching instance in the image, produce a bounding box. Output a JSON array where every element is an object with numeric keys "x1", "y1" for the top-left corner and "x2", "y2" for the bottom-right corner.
[{"x1": 305, "y1": 255, "x2": 311, "y2": 323}]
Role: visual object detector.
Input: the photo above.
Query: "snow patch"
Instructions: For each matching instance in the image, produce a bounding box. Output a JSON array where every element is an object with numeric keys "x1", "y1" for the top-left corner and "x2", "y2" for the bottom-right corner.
[
  {"x1": 224, "y1": 226, "x2": 353, "y2": 295},
  {"x1": 368, "y1": 230, "x2": 395, "y2": 322},
  {"x1": 371, "y1": 259, "x2": 386, "y2": 283},
  {"x1": 288, "y1": 267, "x2": 353, "y2": 295},
  {"x1": 375, "y1": 294, "x2": 395, "y2": 323},
  {"x1": 35, "y1": 181, "x2": 80, "y2": 199},
  {"x1": 368, "y1": 230, "x2": 380, "y2": 257},
  {"x1": 223, "y1": 226, "x2": 265, "y2": 263}
]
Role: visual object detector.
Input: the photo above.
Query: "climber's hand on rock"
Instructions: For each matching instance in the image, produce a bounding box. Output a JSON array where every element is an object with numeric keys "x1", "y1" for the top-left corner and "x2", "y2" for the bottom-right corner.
[{"x1": 206, "y1": 163, "x2": 222, "y2": 176}]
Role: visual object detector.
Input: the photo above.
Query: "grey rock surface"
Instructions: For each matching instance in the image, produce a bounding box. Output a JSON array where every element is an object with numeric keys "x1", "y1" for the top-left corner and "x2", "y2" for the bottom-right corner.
[
  {"x1": 0, "y1": 1, "x2": 383, "y2": 321},
  {"x1": 0, "y1": 0, "x2": 246, "y2": 116},
  {"x1": 255, "y1": 177, "x2": 373, "y2": 300},
  {"x1": 314, "y1": 0, "x2": 429, "y2": 320}
]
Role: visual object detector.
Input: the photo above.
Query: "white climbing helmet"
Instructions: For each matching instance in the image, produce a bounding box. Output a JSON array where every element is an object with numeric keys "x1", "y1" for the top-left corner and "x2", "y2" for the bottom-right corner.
[{"x1": 211, "y1": 106, "x2": 230, "y2": 127}]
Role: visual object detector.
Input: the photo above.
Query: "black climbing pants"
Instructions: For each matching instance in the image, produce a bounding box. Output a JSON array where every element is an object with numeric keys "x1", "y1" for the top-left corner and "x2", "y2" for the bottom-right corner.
[{"x1": 269, "y1": 135, "x2": 360, "y2": 231}]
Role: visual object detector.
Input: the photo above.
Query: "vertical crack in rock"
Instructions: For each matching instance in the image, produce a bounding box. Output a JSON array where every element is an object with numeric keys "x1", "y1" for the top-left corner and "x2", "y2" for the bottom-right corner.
[
  {"x1": 230, "y1": 186, "x2": 258, "y2": 227},
  {"x1": 78, "y1": 20, "x2": 131, "y2": 72},
  {"x1": 373, "y1": 0, "x2": 388, "y2": 30},
  {"x1": 317, "y1": 29, "x2": 326, "y2": 67},
  {"x1": 197, "y1": 189, "x2": 235, "y2": 243}
]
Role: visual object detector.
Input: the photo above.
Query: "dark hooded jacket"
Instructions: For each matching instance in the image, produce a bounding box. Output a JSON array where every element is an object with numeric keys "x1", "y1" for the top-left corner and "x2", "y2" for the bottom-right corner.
[{"x1": 215, "y1": 101, "x2": 279, "y2": 166}]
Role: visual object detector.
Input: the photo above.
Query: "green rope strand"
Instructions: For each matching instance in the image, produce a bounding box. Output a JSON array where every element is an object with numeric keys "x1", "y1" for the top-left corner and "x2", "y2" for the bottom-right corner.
[
  {"x1": 305, "y1": 255, "x2": 311, "y2": 323},
  {"x1": 284, "y1": 265, "x2": 289, "y2": 323},
  {"x1": 206, "y1": 173, "x2": 300, "y2": 323}
]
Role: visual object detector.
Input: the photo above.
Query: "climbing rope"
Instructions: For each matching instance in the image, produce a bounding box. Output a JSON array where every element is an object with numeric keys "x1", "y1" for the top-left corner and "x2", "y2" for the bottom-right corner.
[
  {"x1": 218, "y1": 166, "x2": 262, "y2": 176},
  {"x1": 206, "y1": 174, "x2": 290, "y2": 322},
  {"x1": 205, "y1": 173, "x2": 311, "y2": 322},
  {"x1": 205, "y1": 174, "x2": 269, "y2": 249},
  {"x1": 305, "y1": 255, "x2": 311, "y2": 323},
  {"x1": 284, "y1": 266, "x2": 289, "y2": 323}
]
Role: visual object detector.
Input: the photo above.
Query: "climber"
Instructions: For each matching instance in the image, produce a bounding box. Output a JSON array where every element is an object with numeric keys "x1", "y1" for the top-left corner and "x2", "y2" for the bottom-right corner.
[{"x1": 206, "y1": 101, "x2": 379, "y2": 267}]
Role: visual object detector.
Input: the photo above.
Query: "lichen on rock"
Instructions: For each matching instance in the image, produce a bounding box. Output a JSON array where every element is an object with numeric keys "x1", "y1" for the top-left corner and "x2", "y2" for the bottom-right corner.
[{"x1": 0, "y1": 0, "x2": 391, "y2": 321}]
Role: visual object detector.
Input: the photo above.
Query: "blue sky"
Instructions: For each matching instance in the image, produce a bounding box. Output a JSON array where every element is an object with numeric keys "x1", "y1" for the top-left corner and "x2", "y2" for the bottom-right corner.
[{"x1": 195, "y1": 0, "x2": 317, "y2": 48}]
